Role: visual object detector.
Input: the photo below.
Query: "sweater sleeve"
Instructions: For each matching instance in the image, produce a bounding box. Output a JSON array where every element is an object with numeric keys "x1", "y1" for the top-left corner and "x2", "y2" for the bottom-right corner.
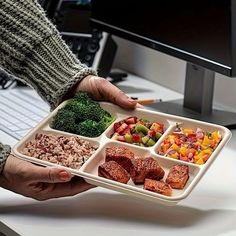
[
  {"x1": 0, "y1": 0, "x2": 97, "y2": 109},
  {"x1": 0, "y1": 143, "x2": 11, "y2": 174}
]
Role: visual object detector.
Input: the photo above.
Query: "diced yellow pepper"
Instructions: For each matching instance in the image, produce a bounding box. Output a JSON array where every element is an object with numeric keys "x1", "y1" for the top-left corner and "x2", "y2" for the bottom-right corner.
[
  {"x1": 179, "y1": 146, "x2": 187, "y2": 156},
  {"x1": 171, "y1": 143, "x2": 179, "y2": 151},
  {"x1": 162, "y1": 143, "x2": 170, "y2": 153},
  {"x1": 211, "y1": 131, "x2": 221, "y2": 143},
  {"x1": 169, "y1": 135, "x2": 176, "y2": 144},
  {"x1": 169, "y1": 153, "x2": 179, "y2": 159},
  {"x1": 150, "y1": 122, "x2": 160, "y2": 132},
  {"x1": 194, "y1": 152, "x2": 203, "y2": 161},
  {"x1": 202, "y1": 148, "x2": 213, "y2": 155},
  {"x1": 196, "y1": 157, "x2": 204, "y2": 165},
  {"x1": 183, "y1": 129, "x2": 194, "y2": 135},
  {"x1": 201, "y1": 135, "x2": 211, "y2": 149}
]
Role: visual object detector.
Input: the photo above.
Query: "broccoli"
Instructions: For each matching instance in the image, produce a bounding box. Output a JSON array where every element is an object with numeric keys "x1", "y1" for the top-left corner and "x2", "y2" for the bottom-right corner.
[
  {"x1": 100, "y1": 110, "x2": 116, "y2": 126},
  {"x1": 51, "y1": 91, "x2": 115, "y2": 137},
  {"x1": 51, "y1": 109, "x2": 77, "y2": 133},
  {"x1": 64, "y1": 94, "x2": 104, "y2": 121},
  {"x1": 73, "y1": 91, "x2": 94, "y2": 105},
  {"x1": 76, "y1": 120, "x2": 105, "y2": 137}
]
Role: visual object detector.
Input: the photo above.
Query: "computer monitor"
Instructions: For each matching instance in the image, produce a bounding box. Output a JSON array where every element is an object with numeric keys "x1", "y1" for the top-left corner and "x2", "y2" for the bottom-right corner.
[{"x1": 90, "y1": 0, "x2": 236, "y2": 127}]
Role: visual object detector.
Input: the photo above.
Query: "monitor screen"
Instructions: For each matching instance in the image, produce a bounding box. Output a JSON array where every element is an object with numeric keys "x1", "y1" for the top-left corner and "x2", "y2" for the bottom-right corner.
[
  {"x1": 90, "y1": 0, "x2": 236, "y2": 76},
  {"x1": 55, "y1": 0, "x2": 92, "y2": 34},
  {"x1": 90, "y1": 0, "x2": 236, "y2": 127}
]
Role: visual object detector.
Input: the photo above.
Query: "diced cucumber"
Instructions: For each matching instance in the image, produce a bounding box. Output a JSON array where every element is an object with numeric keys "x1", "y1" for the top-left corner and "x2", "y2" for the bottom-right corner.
[
  {"x1": 147, "y1": 138, "x2": 155, "y2": 146},
  {"x1": 124, "y1": 133, "x2": 132, "y2": 143},
  {"x1": 155, "y1": 132, "x2": 162, "y2": 140},
  {"x1": 135, "y1": 124, "x2": 149, "y2": 135}
]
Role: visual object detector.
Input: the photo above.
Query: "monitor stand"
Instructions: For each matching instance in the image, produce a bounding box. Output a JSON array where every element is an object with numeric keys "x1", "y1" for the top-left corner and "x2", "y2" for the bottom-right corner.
[{"x1": 147, "y1": 62, "x2": 236, "y2": 129}]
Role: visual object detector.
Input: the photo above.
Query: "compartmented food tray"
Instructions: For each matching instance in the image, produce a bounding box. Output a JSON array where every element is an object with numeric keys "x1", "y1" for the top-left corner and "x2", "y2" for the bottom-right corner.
[{"x1": 12, "y1": 100, "x2": 232, "y2": 206}]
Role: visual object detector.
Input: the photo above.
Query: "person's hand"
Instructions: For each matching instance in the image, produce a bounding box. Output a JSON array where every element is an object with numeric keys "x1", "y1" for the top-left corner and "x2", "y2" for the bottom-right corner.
[
  {"x1": 76, "y1": 75, "x2": 139, "y2": 109},
  {"x1": 0, "y1": 155, "x2": 94, "y2": 201}
]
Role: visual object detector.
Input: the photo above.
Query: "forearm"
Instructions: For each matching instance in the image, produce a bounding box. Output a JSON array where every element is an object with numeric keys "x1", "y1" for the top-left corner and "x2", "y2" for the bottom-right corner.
[{"x1": 0, "y1": 0, "x2": 96, "y2": 109}]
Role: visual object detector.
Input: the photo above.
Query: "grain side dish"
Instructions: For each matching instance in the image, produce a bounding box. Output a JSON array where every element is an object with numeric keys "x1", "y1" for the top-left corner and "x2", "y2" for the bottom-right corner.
[{"x1": 21, "y1": 133, "x2": 98, "y2": 169}]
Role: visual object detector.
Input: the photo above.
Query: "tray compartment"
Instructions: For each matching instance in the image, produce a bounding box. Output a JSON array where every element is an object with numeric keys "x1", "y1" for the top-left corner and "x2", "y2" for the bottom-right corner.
[
  {"x1": 14, "y1": 130, "x2": 100, "y2": 171},
  {"x1": 105, "y1": 108, "x2": 171, "y2": 148},
  {"x1": 79, "y1": 141, "x2": 201, "y2": 202},
  {"x1": 154, "y1": 121, "x2": 229, "y2": 166}
]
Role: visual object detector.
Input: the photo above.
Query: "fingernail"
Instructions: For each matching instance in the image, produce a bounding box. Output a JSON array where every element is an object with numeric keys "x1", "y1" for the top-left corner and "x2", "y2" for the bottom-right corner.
[{"x1": 59, "y1": 170, "x2": 70, "y2": 181}]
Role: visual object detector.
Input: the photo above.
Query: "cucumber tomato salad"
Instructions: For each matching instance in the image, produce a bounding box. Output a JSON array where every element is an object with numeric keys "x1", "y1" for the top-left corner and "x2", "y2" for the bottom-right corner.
[{"x1": 111, "y1": 116, "x2": 165, "y2": 147}]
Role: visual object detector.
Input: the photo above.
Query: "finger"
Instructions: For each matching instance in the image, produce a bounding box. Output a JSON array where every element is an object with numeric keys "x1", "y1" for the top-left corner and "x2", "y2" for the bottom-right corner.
[
  {"x1": 36, "y1": 178, "x2": 96, "y2": 200},
  {"x1": 97, "y1": 78, "x2": 137, "y2": 109},
  {"x1": 29, "y1": 166, "x2": 73, "y2": 183},
  {"x1": 136, "y1": 103, "x2": 144, "y2": 108}
]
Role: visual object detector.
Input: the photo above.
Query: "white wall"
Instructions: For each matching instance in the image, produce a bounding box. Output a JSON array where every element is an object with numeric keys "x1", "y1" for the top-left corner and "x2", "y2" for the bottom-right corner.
[{"x1": 113, "y1": 36, "x2": 236, "y2": 112}]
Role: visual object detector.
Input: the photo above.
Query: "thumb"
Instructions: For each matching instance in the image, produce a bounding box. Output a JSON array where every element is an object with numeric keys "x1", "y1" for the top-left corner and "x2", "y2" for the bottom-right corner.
[
  {"x1": 30, "y1": 166, "x2": 73, "y2": 183},
  {"x1": 97, "y1": 78, "x2": 138, "y2": 109}
]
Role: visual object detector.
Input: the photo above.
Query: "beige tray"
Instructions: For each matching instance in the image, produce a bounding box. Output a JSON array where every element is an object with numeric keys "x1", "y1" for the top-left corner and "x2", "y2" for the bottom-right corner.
[{"x1": 12, "y1": 101, "x2": 232, "y2": 206}]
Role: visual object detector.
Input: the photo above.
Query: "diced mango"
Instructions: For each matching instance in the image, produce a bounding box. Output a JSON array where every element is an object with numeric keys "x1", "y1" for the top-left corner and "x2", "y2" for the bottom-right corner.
[
  {"x1": 162, "y1": 143, "x2": 170, "y2": 153},
  {"x1": 179, "y1": 146, "x2": 187, "y2": 156},
  {"x1": 201, "y1": 135, "x2": 211, "y2": 148},
  {"x1": 183, "y1": 129, "x2": 194, "y2": 135},
  {"x1": 211, "y1": 131, "x2": 221, "y2": 143},
  {"x1": 169, "y1": 152, "x2": 179, "y2": 159},
  {"x1": 202, "y1": 148, "x2": 213, "y2": 155},
  {"x1": 194, "y1": 152, "x2": 203, "y2": 161},
  {"x1": 171, "y1": 143, "x2": 179, "y2": 151},
  {"x1": 196, "y1": 157, "x2": 204, "y2": 165}
]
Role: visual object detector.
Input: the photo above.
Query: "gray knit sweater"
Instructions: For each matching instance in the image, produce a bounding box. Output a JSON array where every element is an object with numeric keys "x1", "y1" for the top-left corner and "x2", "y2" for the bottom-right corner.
[{"x1": 0, "y1": 0, "x2": 97, "y2": 172}]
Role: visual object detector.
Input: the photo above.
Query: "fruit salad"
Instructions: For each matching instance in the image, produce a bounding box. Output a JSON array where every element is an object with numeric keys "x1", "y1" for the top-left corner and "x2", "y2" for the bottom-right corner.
[
  {"x1": 110, "y1": 116, "x2": 165, "y2": 147},
  {"x1": 158, "y1": 124, "x2": 222, "y2": 165}
]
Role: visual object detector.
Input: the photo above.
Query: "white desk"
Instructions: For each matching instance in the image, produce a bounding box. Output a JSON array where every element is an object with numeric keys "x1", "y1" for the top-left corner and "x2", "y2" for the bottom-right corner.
[{"x1": 1, "y1": 74, "x2": 236, "y2": 236}]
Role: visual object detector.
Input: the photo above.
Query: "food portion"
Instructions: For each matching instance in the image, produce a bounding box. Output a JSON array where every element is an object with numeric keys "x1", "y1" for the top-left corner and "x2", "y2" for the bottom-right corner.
[
  {"x1": 97, "y1": 145, "x2": 189, "y2": 196},
  {"x1": 158, "y1": 124, "x2": 222, "y2": 165},
  {"x1": 130, "y1": 157, "x2": 165, "y2": 184},
  {"x1": 21, "y1": 133, "x2": 98, "y2": 169},
  {"x1": 144, "y1": 179, "x2": 172, "y2": 196},
  {"x1": 105, "y1": 146, "x2": 134, "y2": 172},
  {"x1": 110, "y1": 116, "x2": 165, "y2": 147},
  {"x1": 51, "y1": 92, "x2": 115, "y2": 137},
  {"x1": 98, "y1": 161, "x2": 130, "y2": 184},
  {"x1": 166, "y1": 165, "x2": 189, "y2": 189}
]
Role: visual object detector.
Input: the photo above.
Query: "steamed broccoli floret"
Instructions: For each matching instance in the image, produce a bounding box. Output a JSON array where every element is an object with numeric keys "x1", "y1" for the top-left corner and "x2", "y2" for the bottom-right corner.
[
  {"x1": 51, "y1": 109, "x2": 77, "y2": 133},
  {"x1": 51, "y1": 92, "x2": 115, "y2": 137},
  {"x1": 100, "y1": 110, "x2": 116, "y2": 127},
  {"x1": 77, "y1": 120, "x2": 105, "y2": 137},
  {"x1": 76, "y1": 115, "x2": 115, "y2": 137},
  {"x1": 64, "y1": 92, "x2": 106, "y2": 121},
  {"x1": 73, "y1": 91, "x2": 94, "y2": 105}
]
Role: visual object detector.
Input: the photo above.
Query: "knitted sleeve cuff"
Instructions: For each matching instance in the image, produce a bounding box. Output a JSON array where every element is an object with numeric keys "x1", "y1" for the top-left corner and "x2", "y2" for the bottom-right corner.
[
  {"x1": 0, "y1": 143, "x2": 11, "y2": 174},
  {"x1": 21, "y1": 30, "x2": 98, "y2": 109},
  {"x1": 18, "y1": 32, "x2": 97, "y2": 109}
]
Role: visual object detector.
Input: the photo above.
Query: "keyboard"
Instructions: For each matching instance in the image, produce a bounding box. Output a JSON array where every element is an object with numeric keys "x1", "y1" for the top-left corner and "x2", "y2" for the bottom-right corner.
[{"x1": 0, "y1": 88, "x2": 50, "y2": 140}]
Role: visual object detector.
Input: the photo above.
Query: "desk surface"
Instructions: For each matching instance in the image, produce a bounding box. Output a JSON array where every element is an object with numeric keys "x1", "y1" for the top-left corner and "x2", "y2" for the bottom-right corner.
[{"x1": 1, "y1": 74, "x2": 236, "y2": 236}]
